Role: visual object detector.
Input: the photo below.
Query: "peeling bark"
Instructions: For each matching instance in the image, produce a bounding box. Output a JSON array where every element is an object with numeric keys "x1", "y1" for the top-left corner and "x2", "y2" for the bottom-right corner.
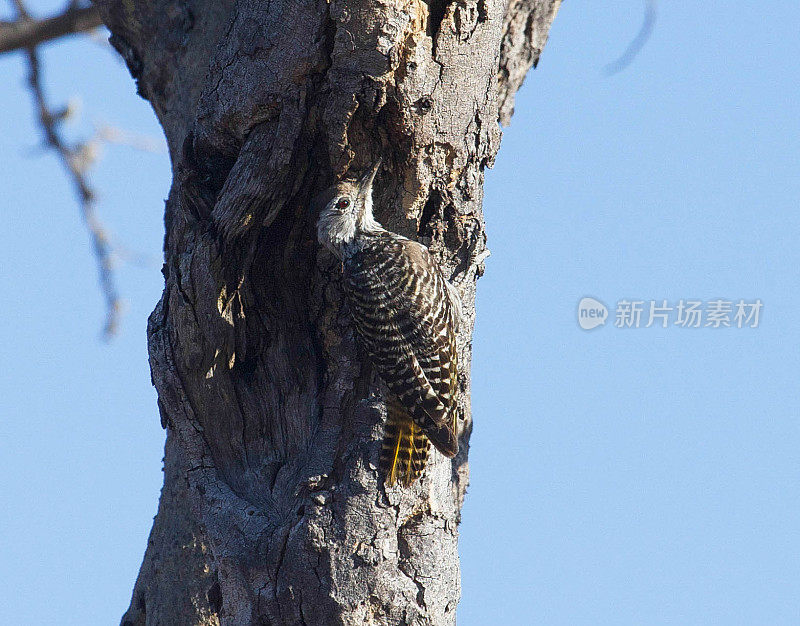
[{"x1": 95, "y1": 0, "x2": 560, "y2": 623}]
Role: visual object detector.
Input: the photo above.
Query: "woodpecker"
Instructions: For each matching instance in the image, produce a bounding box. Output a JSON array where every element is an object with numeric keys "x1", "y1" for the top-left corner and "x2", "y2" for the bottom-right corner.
[{"x1": 317, "y1": 160, "x2": 462, "y2": 486}]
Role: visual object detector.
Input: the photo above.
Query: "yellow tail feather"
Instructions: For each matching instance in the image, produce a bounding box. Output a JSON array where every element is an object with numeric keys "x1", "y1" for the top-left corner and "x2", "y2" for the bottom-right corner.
[{"x1": 380, "y1": 398, "x2": 430, "y2": 486}]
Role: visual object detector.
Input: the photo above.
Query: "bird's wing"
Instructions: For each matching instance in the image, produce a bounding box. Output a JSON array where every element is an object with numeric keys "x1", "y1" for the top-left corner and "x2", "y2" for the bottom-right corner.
[{"x1": 344, "y1": 237, "x2": 459, "y2": 457}]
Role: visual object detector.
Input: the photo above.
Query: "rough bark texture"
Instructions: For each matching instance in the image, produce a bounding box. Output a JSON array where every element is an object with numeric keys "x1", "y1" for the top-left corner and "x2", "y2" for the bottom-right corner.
[{"x1": 95, "y1": 0, "x2": 560, "y2": 623}]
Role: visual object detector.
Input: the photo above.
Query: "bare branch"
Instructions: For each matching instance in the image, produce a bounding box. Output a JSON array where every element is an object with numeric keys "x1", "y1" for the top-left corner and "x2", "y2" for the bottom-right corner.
[
  {"x1": 96, "y1": 124, "x2": 167, "y2": 154},
  {"x1": 24, "y1": 44, "x2": 123, "y2": 338},
  {"x1": 0, "y1": 4, "x2": 101, "y2": 55},
  {"x1": 604, "y1": 0, "x2": 657, "y2": 76}
]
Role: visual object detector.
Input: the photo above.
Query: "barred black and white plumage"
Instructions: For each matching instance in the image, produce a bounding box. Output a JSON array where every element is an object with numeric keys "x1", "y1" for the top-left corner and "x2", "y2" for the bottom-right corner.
[{"x1": 317, "y1": 160, "x2": 461, "y2": 486}]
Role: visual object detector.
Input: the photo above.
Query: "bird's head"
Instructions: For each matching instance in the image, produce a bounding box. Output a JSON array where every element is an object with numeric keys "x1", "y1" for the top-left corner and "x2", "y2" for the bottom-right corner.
[{"x1": 317, "y1": 159, "x2": 383, "y2": 258}]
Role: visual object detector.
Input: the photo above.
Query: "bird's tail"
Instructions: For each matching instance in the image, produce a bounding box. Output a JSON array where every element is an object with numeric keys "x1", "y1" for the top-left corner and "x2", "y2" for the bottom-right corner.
[{"x1": 381, "y1": 398, "x2": 430, "y2": 487}]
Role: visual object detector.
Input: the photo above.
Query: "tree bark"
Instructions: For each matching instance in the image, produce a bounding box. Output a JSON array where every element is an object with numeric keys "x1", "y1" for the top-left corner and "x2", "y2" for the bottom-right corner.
[{"x1": 94, "y1": 0, "x2": 560, "y2": 623}]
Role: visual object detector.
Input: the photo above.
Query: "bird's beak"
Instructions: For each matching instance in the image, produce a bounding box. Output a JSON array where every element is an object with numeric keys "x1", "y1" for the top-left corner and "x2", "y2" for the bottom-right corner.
[{"x1": 358, "y1": 158, "x2": 382, "y2": 194}]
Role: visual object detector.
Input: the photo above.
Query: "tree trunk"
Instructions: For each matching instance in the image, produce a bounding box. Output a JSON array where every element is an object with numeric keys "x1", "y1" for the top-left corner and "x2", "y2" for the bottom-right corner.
[{"x1": 95, "y1": 0, "x2": 560, "y2": 623}]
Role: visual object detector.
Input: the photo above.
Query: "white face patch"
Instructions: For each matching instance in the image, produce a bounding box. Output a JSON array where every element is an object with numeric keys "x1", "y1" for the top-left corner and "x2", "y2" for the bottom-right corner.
[
  {"x1": 317, "y1": 185, "x2": 384, "y2": 258},
  {"x1": 317, "y1": 195, "x2": 358, "y2": 258}
]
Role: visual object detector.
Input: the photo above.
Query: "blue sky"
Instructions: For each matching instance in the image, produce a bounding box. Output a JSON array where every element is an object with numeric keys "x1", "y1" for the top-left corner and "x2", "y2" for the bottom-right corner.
[{"x1": 1, "y1": 1, "x2": 799, "y2": 624}]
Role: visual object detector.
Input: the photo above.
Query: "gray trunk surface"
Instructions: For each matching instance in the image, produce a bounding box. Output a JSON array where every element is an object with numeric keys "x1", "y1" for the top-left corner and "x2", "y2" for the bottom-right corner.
[{"x1": 94, "y1": 0, "x2": 561, "y2": 623}]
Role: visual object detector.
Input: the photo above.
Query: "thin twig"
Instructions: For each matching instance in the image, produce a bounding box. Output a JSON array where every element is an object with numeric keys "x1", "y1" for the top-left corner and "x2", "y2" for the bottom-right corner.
[
  {"x1": 9, "y1": 0, "x2": 29, "y2": 18},
  {"x1": 604, "y1": 0, "x2": 657, "y2": 76},
  {"x1": 96, "y1": 124, "x2": 167, "y2": 154},
  {"x1": 24, "y1": 44, "x2": 123, "y2": 338}
]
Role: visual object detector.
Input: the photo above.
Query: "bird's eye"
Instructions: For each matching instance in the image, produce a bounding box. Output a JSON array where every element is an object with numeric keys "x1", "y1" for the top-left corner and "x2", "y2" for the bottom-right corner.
[{"x1": 336, "y1": 198, "x2": 351, "y2": 210}]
